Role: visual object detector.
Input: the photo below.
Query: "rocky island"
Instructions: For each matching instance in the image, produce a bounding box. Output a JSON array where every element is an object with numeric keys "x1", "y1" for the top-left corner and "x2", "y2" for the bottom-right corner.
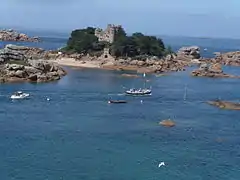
[
  {"x1": 0, "y1": 29, "x2": 40, "y2": 42},
  {"x1": 0, "y1": 44, "x2": 66, "y2": 83},
  {"x1": 1, "y1": 24, "x2": 239, "y2": 83},
  {"x1": 56, "y1": 24, "x2": 200, "y2": 73}
]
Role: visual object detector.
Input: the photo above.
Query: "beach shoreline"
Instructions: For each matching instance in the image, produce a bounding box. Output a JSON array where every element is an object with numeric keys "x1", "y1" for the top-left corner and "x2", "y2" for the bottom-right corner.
[
  {"x1": 51, "y1": 57, "x2": 144, "y2": 72},
  {"x1": 52, "y1": 58, "x2": 102, "y2": 69}
]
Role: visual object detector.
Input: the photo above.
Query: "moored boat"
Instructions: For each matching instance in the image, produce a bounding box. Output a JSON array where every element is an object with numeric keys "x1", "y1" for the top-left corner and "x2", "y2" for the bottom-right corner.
[
  {"x1": 10, "y1": 91, "x2": 30, "y2": 100},
  {"x1": 125, "y1": 88, "x2": 151, "y2": 96},
  {"x1": 125, "y1": 73, "x2": 152, "y2": 96},
  {"x1": 108, "y1": 100, "x2": 127, "y2": 104}
]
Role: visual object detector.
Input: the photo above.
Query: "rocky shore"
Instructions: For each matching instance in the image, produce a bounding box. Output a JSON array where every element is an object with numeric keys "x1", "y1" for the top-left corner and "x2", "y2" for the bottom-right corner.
[
  {"x1": 0, "y1": 45, "x2": 66, "y2": 83},
  {"x1": 0, "y1": 29, "x2": 40, "y2": 42},
  {"x1": 191, "y1": 63, "x2": 240, "y2": 78}
]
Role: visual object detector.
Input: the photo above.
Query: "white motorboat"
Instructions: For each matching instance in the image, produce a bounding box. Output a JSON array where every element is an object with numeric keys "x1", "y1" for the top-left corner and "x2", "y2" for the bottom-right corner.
[
  {"x1": 125, "y1": 88, "x2": 152, "y2": 96},
  {"x1": 10, "y1": 91, "x2": 30, "y2": 100}
]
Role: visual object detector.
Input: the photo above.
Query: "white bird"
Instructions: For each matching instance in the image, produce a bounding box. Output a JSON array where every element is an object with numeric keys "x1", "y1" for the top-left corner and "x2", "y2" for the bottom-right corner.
[{"x1": 158, "y1": 162, "x2": 165, "y2": 168}]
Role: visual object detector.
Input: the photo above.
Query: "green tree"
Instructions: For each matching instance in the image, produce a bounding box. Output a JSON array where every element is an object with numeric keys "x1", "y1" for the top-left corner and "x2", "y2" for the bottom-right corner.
[{"x1": 64, "y1": 28, "x2": 100, "y2": 54}]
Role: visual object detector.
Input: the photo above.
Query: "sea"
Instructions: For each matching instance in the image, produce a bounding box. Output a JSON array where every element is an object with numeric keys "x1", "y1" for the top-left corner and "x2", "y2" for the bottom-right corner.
[{"x1": 0, "y1": 32, "x2": 240, "y2": 180}]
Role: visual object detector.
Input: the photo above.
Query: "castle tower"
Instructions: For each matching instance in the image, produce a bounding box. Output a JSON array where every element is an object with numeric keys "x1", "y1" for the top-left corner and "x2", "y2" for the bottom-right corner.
[{"x1": 94, "y1": 24, "x2": 120, "y2": 44}]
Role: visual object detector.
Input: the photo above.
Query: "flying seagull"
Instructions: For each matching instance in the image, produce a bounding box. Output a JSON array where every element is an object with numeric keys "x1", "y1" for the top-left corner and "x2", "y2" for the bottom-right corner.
[{"x1": 158, "y1": 162, "x2": 165, "y2": 168}]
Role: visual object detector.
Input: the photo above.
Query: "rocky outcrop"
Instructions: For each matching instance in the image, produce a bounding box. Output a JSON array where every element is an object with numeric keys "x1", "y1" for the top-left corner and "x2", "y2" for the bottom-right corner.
[
  {"x1": 207, "y1": 100, "x2": 240, "y2": 110},
  {"x1": 211, "y1": 51, "x2": 240, "y2": 66},
  {"x1": 159, "y1": 119, "x2": 175, "y2": 127},
  {"x1": 0, "y1": 60, "x2": 66, "y2": 83},
  {"x1": 0, "y1": 44, "x2": 66, "y2": 83},
  {"x1": 0, "y1": 29, "x2": 40, "y2": 42},
  {"x1": 0, "y1": 44, "x2": 63, "y2": 63},
  {"x1": 202, "y1": 51, "x2": 240, "y2": 67},
  {"x1": 0, "y1": 44, "x2": 45, "y2": 63},
  {"x1": 177, "y1": 46, "x2": 201, "y2": 59},
  {"x1": 191, "y1": 63, "x2": 240, "y2": 78},
  {"x1": 111, "y1": 56, "x2": 188, "y2": 74}
]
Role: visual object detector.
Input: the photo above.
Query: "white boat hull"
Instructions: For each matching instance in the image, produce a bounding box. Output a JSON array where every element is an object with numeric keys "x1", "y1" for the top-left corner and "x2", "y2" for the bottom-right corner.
[
  {"x1": 10, "y1": 94, "x2": 29, "y2": 99},
  {"x1": 125, "y1": 89, "x2": 152, "y2": 96}
]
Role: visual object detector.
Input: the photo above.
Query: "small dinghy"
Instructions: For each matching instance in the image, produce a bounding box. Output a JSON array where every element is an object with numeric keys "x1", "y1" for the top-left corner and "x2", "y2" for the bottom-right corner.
[
  {"x1": 108, "y1": 100, "x2": 127, "y2": 104},
  {"x1": 10, "y1": 91, "x2": 30, "y2": 100}
]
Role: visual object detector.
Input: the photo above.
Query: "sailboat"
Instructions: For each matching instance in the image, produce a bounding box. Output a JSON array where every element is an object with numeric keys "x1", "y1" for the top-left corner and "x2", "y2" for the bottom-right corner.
[{"x1": 125, "y1": 73, "x2": 152, "y2": 96}]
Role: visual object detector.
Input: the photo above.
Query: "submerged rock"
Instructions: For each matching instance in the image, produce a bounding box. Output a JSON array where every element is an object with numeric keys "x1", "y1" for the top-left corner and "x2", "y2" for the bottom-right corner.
[
  {"x1": 207, "y1": 100, "x2": 240, "y2": 110},
  {"x1": 159, "y1": 119, "x2": 175, "y2": 127},
  {"x1": 121, "y1": 74, "x2": 139, "y2": 78}
]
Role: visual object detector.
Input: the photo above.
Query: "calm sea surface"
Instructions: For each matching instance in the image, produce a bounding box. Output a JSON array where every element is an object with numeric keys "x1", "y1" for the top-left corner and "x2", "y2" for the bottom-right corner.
[{"x1": 0, "y1": 35, "x2": 240, "y2": 180}]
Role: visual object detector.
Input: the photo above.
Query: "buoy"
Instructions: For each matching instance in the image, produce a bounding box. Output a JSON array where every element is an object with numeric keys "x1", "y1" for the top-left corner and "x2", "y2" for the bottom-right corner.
[
  {"x1": 158, "y1": 162, "x2": 165, "y2": 168},
  {"x1": 140, "y1": 100, "x2": 143, "y2": 104},
  {"x1": 47, "y1": 98, "x2": 50, "y2": 101}
]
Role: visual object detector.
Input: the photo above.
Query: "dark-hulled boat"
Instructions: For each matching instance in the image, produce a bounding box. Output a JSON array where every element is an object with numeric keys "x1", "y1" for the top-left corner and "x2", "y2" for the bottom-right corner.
[{"x1": 108, "y1": 100, "x2": 127, "y2": 104}]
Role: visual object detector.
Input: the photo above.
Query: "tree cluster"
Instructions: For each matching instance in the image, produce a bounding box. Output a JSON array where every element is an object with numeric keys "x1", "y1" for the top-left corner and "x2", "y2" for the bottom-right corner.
[{"x1": 63, "y1": 26, "x2": 172, "y2": 59}]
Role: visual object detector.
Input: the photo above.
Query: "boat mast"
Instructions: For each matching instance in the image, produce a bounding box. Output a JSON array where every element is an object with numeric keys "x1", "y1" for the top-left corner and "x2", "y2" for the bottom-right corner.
[
  {"x1": 143, "y1": 73, "x2": 146, "y2": 89},
  {"x1": 183, "y1": 84, "x2": 187, "y2": 101}
]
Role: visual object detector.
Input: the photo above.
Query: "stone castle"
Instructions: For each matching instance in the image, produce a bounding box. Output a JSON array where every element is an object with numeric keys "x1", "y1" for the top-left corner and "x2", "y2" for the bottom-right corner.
[{"x1": 95, "y1": 24, "x2": 121, "y2": 43}]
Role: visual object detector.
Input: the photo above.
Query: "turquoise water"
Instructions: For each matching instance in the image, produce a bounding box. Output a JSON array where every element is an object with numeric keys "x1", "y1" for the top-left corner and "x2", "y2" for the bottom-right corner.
[{"x1": 0, "y1": 36, "x2": 240, "y2": 179}]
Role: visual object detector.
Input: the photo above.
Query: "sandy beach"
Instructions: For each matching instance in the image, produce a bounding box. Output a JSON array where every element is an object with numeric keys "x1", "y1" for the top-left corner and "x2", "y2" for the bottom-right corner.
[
  {"x1": 51, "y1": 57, "x2": 141, "y2": 72},
  {"x1": 52, "y1": 58, "x2": 102, "y2": 68}
]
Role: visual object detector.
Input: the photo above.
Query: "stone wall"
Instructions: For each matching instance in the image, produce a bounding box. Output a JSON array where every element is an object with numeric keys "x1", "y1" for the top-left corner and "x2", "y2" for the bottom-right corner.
[{"x1": 94, "y1": 24, "x2": 121, "y2": 43}]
